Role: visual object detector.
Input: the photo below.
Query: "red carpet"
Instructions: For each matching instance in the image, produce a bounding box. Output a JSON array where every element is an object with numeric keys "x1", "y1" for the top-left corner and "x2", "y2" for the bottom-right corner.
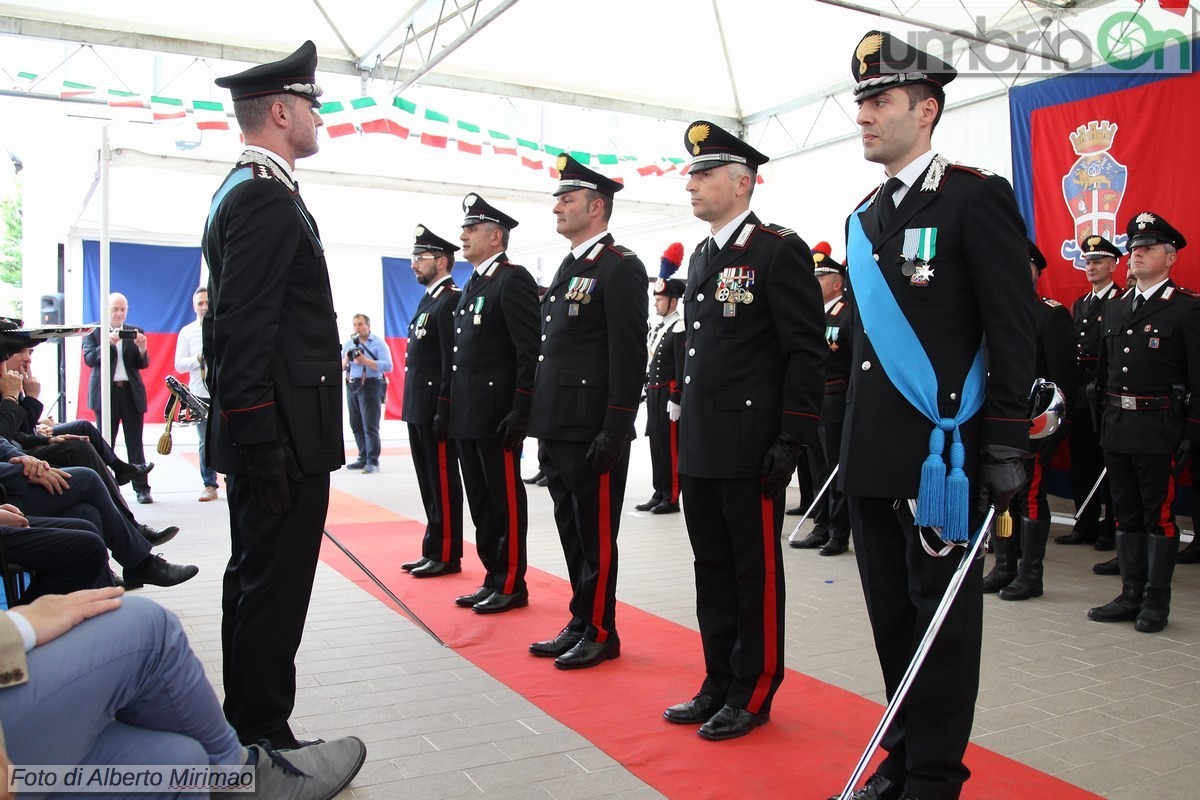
[{"x1": 319, "y1": 489, "x2": 1102, "y2": 800}]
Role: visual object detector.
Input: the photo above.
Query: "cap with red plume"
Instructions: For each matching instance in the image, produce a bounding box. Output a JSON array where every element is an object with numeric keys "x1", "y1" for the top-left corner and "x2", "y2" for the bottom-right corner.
[
  {"x1": 811, "y1": 241, "x2": 844, "y2": 276},
  {"x1": 654, "y1": 242, "x2": 686, "y2": 298}
]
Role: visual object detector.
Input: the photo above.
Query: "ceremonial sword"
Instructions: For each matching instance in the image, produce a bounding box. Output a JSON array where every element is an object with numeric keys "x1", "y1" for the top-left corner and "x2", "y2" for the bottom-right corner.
[
  {"x1": 1074, "y1": 467, "x2": 1107, "y2": 520},
  {"x1": 787, "y1": 464, "x2": 839, "y2": 542}
]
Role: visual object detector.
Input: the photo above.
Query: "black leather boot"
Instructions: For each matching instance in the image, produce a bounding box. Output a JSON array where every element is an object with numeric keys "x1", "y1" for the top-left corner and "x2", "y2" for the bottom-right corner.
[
  {"x1": 1000, "y1": 517, "x2": 1048, "y2": 601},
  {"x1": 1088, "y1": 529, "x2": 1146, "y2": 622},
  {"x1": 1136, "y1": 533, "x2": 1179, "y2": 633},
  {"x1": 982, "y1": 525, "x2": 1018, "y2": 593}
]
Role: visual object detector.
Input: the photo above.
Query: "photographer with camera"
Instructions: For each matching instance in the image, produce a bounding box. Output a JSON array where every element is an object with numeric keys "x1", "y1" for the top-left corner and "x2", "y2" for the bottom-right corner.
[
  {"x1": 341, "y1": 314, "x2": 392, "y2": 473},
  {"x1": 81, "y1": 292, "x2": 153, "y2": 504}
]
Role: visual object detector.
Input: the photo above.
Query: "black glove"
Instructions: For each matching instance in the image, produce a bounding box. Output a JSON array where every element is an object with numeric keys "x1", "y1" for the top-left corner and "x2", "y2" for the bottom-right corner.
[
  {"x1": 496, "y1": 410, "x2": 528, "y2": 451},
  {"x1": 433, "y1": 413, "x2": 449, "y2": 442},
  {"x1": 976, "y1": 444, "x2": 1033, "y2": 515},
  {"x1": 1172, "y1": 439, "x2": 1193, "y2": 478},
  {"x1": 586, "y1": 431, "x2": 627, "y2": 474},
  {"x1": 760, "y1": 432, "x2": 803, "y2": 498},
  {"x1": 243, "y1": 440, "x2": 302, "y2": 514}
]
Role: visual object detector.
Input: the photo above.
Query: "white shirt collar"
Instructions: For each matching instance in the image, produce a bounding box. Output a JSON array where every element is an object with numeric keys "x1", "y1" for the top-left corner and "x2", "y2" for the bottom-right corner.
[
  {"x1": 712, "y1": 208, "x2": 754, "y2": 250},
  {"x1": 571, "y1": 231, "x2": 609, "y2": 261},
  {"x1": 660, "y1": 308, "x2": 680, "y2": 326},
  {"x1": 1090, "y1": 281, "x2": 1115, "y2": 299},
  {"x1": 1137, "y1": 277, "x2": 1170, "y2": 302},
  {"x1": 243, "y1": 145, "x2": 295, "y2": 183},
  {"x1": 885, "y1": 149, "x2": 936, "y2": 207},
  {"x1": 426, "y1": 274, "x2": 453, "y2": 295},
  {"x1": 474, "y1": 252, "x2": 503, "y2": 275},
  {"x1": 823, "y1": 294, "x2": 844, "y2": 313}
]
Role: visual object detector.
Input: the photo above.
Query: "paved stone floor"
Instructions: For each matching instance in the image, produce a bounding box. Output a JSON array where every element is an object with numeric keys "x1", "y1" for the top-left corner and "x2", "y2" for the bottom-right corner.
[{"x1": 130, "y1": 420, "x2": 1200, "y2": 799}]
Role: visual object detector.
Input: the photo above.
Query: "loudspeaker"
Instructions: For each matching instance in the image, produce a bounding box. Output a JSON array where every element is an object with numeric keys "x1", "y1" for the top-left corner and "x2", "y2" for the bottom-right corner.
[{"x1": 40, "y1": 293, "x2": 63, "y2": 325}]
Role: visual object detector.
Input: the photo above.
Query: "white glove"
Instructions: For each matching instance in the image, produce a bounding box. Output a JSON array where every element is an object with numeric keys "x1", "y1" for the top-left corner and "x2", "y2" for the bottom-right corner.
[{"x1": 667, "y1": 401, "x2": 681, "y2": 422}]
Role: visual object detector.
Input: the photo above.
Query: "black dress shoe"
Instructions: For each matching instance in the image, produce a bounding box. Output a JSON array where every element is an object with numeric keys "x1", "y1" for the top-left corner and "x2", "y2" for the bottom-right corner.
[
  {"x1": 123, "y1": 554, "x2": 199, "y2": 589},
  {"x1": 137, "y1": 523, "x2": 179, "y2": 547},
  {"x1": 455, "y1": 586, "x2": 494, "y2": 607},
  {"x1": 1088, "y1": 594, "x2": 1140, "y2": 622},
  {"x1": 135, "y1": 491, "x2": 153, "y2": 505},
  {"x1": 828, "y1": 772, "x2": 903, "y2": 800},
  {"x1": 650, "y1": 502, "x2": 680, "y2": 514},
  {"x1": 784, "y1": 505, "x2": 805, "y2": 516},
  {"x1": 554, "y1": 637, "x2": 620, "y2": 669},
  {"x1": 663, "y1": 693, "x2": 723, "y2": 724},
  {"x1": 1055, "y1": 527, "x2": 1097, "y2": 545},
  {"x1": 411, "y1": 559, "x2": 462, "y2": 578},
  {"x1": 401, "y1": 556, "x2": 430, "y2": 572},
  {"x1": 529, "y1": 627, "x2": 585, "y2": 657},
  {"x1": 819, "y1": 537, "x2": 849, "y2": 556},
  {"x1": 535, "y1": 475, "x2": 550, "y2": 487},
  {"x1": 346, "y1": 459, "x2": 366, "y2": 470},
  {"x1": 1094, "y1": 535, "x2": 1116, "y2": 552},
  {"x1": 113, "y1": 461, "x2": 154, "y2": 486},
  {"x1": 790, "y1": 531, "x2": 829, "y2": 549},
  {"x1": 1093, "y1": 556, "x2": 1120, "y2": 575},
  {"x1": 697, "y1": 704, "x2": 769, "y2": 741},
  {"x1": 473, "y1": 588, "x2": 529, "y2": 614},
  {"x1": 635, "y1": 495, "x2": 663, "y2": 512},
  {"x1": 1178, "y1": 539, "x2": 1200, "y2": 563},
  {"x1": 523, "y1": 470, "x2": 545, "y2": 485}
]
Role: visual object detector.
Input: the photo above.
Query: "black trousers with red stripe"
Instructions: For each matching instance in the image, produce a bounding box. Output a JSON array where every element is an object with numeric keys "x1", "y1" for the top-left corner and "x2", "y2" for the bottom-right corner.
[
  {"x1": 1105, "y1": 450, "x2": 1178, "y2": 538},
  {"x1": 808, "y1": 420, "x2": 850, "y2": 538},
  {"x1": 645, "y1": 386, "x2": 680, "y2": 504},
  {"x1": 1009, "y1": 436, "x2": 1061, "y2": 521},
  {"x1": 847, "y1": 496, "x2": 983, "y2": 799},
  {"x1": 456, "y1": 438, "x2": 527, "y2": 594},
  {"x1": 539, "y1": 438, "x2": 630, "y2": 644},
  {"x1": 408, "y1": 422, "x2": 464, "y2": 562},
  {"x1": 679, "y1": 474, "x2": 785, "y2": 715}
]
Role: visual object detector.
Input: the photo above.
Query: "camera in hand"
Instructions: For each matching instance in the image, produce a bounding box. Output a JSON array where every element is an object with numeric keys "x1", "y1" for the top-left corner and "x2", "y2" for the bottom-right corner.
[
  {"x1": 117, "y1": 328, "x2": 140, "y2": 340},
  {"x1": 346, "y1": 334, "x2": 363, "y2": 362}
]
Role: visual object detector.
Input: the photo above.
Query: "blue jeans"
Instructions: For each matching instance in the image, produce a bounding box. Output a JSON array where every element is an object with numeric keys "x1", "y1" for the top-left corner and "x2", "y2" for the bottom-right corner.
[
  {"x1": 1, "y1": 596, "x2": 244, "y2": 789},
  {"x1": 197, "y1": 415, "x2": 218, "y2": 488},
  {"x1": 346, "y1": 379, "x2": 384, "y2": 464}
]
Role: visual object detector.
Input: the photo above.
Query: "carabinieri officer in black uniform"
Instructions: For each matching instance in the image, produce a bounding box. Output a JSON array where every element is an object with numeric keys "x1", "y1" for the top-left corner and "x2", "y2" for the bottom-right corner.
[
  {"x1": 203, "y1": 41, "x2": 346, "y2": 749},
  {"x1": 1088, "y1": 211, "x2": 1200, "y2": 634},
  {"x1": 837, "y1": 32, "x2": 1034, "y2": 800},
  {"x1": 450, "y1": 195, "x2": 540, "y2": 614},
  {"x1": 399, "y1": 225, "x2": 464, "y2": 579},
  {"x1": 527, "y1": 154, "x2": 648, "y2": 670},
  {"x1": 637, "y1": 249, "x2": 686, "y2": 515},
  {"x1": 661, "y1": 122, "x2": 825, "y2": 741}
]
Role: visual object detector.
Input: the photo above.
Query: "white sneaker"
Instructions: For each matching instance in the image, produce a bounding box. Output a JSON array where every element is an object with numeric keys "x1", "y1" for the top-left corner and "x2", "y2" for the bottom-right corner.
[{"x1": 221, "y1": 737, "x2": 366, "y2": 800}]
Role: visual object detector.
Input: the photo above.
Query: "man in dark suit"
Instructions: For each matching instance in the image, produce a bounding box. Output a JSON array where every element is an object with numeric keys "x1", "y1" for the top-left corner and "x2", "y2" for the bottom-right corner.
[
  {"x1": 526, "y1": 155, "x2": 648, "y2": 669},
  {"x1": 790, "y1": 243, "x2": 854, "y2": 556},
  {"x1": 398, "y1": 225, "x2": 464, "y2": 579},
  {"x1": 81, "y1": 292, "x2": 152, "y2": 504},
  {"x1": 1060, "y1": 236, "x2": 1123, "y2": 551},
  {"x1": 1087, "y1": 212, "x2": 1199, "y2": 634},
  {"x1": 982, "y1": 242, "x2": 1077, "y2": 602},
  {"x1": 661, "y1": 122, "x2": 825, "y2": 741},
  {"x1": 202, "y1": 42, "x2": 346, "y2": 749},
  {"x1": 449, "y1": 194, "x2": 540, "y2": 614},
  {"x1": 637, "y1": 261, "x2": 686, "y2": 516},
  {"x1": 836, "y1": 32, "x2": 1035, "y2": 800}
]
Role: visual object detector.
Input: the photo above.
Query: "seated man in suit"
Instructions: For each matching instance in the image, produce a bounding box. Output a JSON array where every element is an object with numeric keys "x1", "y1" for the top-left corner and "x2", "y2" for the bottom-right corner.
[
  {"x1": 0, "y1": 587, "x2": 366, "y2": 798},
  {"x1": 0, "y1": 505, "x2": 113, "y2": 602},
  {"x1": 0, "y1": 437, "x2": 197, "y2": 590}
]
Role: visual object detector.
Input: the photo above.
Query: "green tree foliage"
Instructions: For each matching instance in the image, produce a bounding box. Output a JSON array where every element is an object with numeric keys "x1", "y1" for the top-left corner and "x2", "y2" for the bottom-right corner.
[{"x1": 0, "y1": 189, "x2": 20, "y2": 318}]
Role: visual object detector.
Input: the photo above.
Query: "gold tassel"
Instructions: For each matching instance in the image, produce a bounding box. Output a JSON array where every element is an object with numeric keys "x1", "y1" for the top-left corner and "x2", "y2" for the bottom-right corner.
[
  {"x1": 157, "y1": 395, "x2": 179, "y2": 455},
  {"x1": 996, "y1": 510, "x2": 1013, "y2": 539}
]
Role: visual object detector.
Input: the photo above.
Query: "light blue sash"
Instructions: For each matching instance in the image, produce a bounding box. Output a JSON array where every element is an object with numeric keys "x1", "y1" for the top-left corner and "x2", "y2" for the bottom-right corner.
[{"x1": 846, "y1": 203, "x2": 986, "y2": 542}]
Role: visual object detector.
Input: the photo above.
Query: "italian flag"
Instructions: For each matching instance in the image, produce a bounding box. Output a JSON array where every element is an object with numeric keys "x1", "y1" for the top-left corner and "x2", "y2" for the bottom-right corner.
[
  {"x1": 456, "y1": 120, "x2": 482, "y2": 155},
  {"x1": 151, "y1": 96, "x2": 187, "y2": 121},
  {"x1": 61, "y1": 80, "x2": 96, "y2": 98},
  {"x1": 517, "y1": 137, "x2": 542, "y2": 170},
  {"x1": 192, "y1": 99, "x2": 230, "y2": 130},
  {"x1": 420, "y1": 108, "x2": 449, "y2": 148},
  {"x1": 318, "y1": 101, "x2": 358, "y2": 137},
  {"x1": 357, "y1": 97, "x2": 410, "y2": 138},
  {"x1": 107, "y1": 89, "x2": 145, "y2": 108},
  {"x1": 488, "y1": 129, "x2": 517, "y2": 156}
]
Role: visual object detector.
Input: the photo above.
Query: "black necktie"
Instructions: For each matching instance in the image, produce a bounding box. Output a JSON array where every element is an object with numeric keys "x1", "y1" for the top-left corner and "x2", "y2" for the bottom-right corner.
[
  {"x1": 1133, "y1": 294, "x2": 1144, "y2": 313},
  {"x1": 705, "y1": 238, "x2": 718, "y2": 265},
  {"x1": 877, "y1": 177, "x2": 903, "y2": 229}
]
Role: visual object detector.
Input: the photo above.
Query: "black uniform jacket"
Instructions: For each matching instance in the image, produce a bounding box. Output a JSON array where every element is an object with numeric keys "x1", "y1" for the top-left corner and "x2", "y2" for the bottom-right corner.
[
  {"x1": 1096, "y1": 281, "x2": 1200, "y2": 454},
  {"x1": 82, "y1": 326, "x2": 149, "y2": 412},
  {"x1": 529, "y1": 235, "x2": 649, "y2": 442},
  {"x1": 448, "y1": 254, "x2": 540, "y2": 439},
  {"x1": 1035, "y1": 295, "x2": 1079, "y2": 412},
  {"x1": 1071, "y1": 284, "x2": 1120, "y2": 408},
  {"x1": 401, "y1": 278, "x2": 459, "y2": 426},
  {"x1": 647, "y1": 315, "x2": 686, "y2": 401},
  {"x1": 201, "y1": 150, "x2": 344, "y2": 476},
  {"x1": 678, "y1": 214, "x2": 826, "y2": 479},
  {"x1": 840, "y1": 159, "x2": 1035, "y2": 499},
  {"x1": 821, "y1": 295, "x2": 854, "y2": 425}
]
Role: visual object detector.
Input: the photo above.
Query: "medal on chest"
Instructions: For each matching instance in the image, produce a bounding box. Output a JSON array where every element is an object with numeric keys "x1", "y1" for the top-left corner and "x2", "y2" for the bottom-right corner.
[
  {"x1": 471, "y1": 297, "x2": 485, "y2": 326},
  {"x1": 716, "y1": 267, "x2": 755, "y2": 317},
  {"x1": 901, "y1": 227, "x2": 937, "y2": 286},
  {"x1": 414, "y1": 312, "x2": 429, "y2": 339}
]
